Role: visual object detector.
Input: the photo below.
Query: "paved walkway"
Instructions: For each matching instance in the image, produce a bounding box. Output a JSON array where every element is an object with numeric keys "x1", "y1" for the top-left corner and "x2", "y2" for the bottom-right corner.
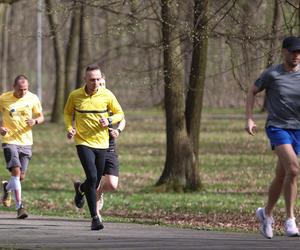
[{"x1": 0, "y1": 212, "x2": 299, "y2": 249}]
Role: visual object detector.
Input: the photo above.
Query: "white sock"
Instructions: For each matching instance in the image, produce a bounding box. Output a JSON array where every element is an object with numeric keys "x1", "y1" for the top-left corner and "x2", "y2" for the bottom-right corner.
[
  {"x1": 7, "y1": 176, "x2": 22, "y2": 209},
  {"x1": 6, "y1": 178, "x2": 13, "y2": 191}
]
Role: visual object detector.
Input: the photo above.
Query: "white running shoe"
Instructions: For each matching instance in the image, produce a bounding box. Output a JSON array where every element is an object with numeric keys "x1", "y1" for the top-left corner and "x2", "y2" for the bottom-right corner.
[
  {"x1": 256, "y1": 207, "x2": 274, "y2": 239},
  {"x1": 284, "y1": 217, "x2": 299, "y2": 237}
]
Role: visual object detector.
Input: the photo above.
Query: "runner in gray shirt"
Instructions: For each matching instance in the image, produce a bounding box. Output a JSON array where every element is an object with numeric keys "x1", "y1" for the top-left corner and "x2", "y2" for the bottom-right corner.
[
  {"x1": 255, "y1": 64, "x2": 300, "y2": 129},
  {"x1": 246, "y1": 36, "x2": 300, "y2": 239}
]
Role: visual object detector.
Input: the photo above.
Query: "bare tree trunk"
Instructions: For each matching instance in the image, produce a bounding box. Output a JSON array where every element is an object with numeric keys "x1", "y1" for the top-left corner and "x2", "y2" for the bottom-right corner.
[
  {"x1": 65, "y1": 2, "x2": 81, "y2": 103},
  {"x1": 262, "y1": 0, "x2": 280, "y2": 111},
  {"x1": 45, "y1": 0, "x2": 65, "y2": 123},
  {"x1": 156, "y1": 0, "x2": 197, "y2": 192},
  {"x1": 76, "y1": 4, "x2": 92, "y2": 88},
  {"x1": 298, "y1": 0, "x2": 300, "y2": 35},
  {"x1": 0, "y1": 3, "x2": 10, "y2": 92},
  {"x1": 178, "y1": 1, "x2": 193, "y2": 87},
  {"x1": 184, "y1": 0, "x2": 208, "y2": 190}
]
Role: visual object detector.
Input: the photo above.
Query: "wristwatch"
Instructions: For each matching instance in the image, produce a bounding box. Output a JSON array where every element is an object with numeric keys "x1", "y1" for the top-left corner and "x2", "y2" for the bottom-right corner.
[{"x1": 117, "y1": 128, "x2": 122, "y2": 134}]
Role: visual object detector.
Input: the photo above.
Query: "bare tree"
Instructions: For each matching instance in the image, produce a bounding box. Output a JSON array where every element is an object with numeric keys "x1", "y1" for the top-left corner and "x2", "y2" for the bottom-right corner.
[
  {"x1": 262, "y1": 0, "x2": 281, "y2": 111},
  {"x1": 65, "y1": 2, "x2": 81, "y2": 103},
  {"x1": 185, "y1": 0, "x2": 209, "y2": 189},
  {"x1": 156, "y1": 0, "x2": 209, "y2": 191},
  {"x1": 0, "y1": 3, "x2": 10, "y2": 92},
  {"x1": 45, "y1": 0, "x2": 65, "y2": 123},
  {"x1": 76, "y1": 3, "x2": 92, "y2": 88}
]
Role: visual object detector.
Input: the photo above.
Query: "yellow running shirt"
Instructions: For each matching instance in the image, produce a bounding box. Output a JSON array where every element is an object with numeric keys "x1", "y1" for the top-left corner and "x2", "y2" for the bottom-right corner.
[
  {"x1": 64, "y1": 86, "x2": 124, "y2": 149},
  {"x1": 0, "y1": 91, "x2": 43, "y2": 145}
]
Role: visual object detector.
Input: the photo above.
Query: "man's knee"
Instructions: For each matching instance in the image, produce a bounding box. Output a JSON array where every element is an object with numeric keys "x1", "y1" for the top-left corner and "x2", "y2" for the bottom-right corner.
[
  {"x1": 11, "y1": 166, "x2": 21, "y2": 177},
  {"x1": 87, "y1": 175, "x2": 98, "y2": 188},
  {"x1": 108, "y1": 181, "x2": 118, "y2": 191},
  {"x1": 287, "y1": 163, "x2": 299, "y2": 177},
  {"x1": 102, "y1": 176, "x2": 118, "y2": 191},
  {"x1": 20, "y1": 173, "x2": 25, "y2": 181}
]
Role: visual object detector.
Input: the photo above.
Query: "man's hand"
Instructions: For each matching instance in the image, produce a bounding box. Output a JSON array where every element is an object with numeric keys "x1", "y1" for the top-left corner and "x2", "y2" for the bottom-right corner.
[
  {"x1": 67, "y1": 128, "x2": 76, "y2": 139},
  {"x1": 245, "y1": 118, "x2": 257, "y2": 136},
  {"x1": 0, "y1": 127, "x2": 8, "y2": 136},
  {"x1": 26, "y1": 119, "x2": 37, "y2": 127},
  {"x1": 109, "y1": 128, "x2": 120, "y2": 138},
  {"x1": 99, "y1": 114, "x2": 109, "y2": 128}
]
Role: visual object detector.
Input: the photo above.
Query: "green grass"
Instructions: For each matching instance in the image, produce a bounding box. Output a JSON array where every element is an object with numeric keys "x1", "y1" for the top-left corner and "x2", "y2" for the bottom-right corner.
[{"x1": 0, "y1": 107, "x2": 290, "y2": 232}]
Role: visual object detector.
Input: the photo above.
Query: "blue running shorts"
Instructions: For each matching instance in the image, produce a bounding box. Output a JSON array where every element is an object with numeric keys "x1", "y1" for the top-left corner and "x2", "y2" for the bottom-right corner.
[{"x1": 265, "y1": 126, "x2": 300, "y2": 155}]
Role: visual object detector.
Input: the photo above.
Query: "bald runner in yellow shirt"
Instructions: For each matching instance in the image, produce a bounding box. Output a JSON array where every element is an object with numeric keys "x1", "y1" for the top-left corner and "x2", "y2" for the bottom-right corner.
[
  {"x1": 0, "y1": 75, "x2": 44, "y2": 219},
  {"x1": 64, "y1": 64, "x2": 124, "y2": 231}
]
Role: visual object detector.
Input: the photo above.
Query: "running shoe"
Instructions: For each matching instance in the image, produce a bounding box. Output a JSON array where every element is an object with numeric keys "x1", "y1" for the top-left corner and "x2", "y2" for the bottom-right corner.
[
  {"x1": 284, "y1": 217, "x2": 299, "y2": 237},
  {"x1": 256, "y1": 207, "x2": 274, "y2": 239},
  {"x1": 91, "y1": 215, "x2": 104, "y2": 230},
  {"x1": 17, "y1": 204, "x2": 28, "y2": 219},
  {"x1": 2, "y1": 181, "x2": 11, "y2": 207},
  {"x1": 74, "y1": 181, "x2": 85, "y2": 208}
]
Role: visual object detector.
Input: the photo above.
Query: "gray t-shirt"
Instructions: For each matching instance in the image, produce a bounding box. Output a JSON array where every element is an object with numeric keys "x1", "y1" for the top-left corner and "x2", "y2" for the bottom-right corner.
[{"x1": 255, "y1": 64, "x2": 300, "y2": 129}]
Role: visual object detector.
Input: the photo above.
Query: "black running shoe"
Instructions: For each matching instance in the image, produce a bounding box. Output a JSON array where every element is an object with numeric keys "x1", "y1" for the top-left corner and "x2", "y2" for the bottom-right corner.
[
  {"x1": 73, "y1": 181, "x2": 85, "y2": 208},
  {"x1": 91, "y1": 215, "x2": 104, "y2": 230}
]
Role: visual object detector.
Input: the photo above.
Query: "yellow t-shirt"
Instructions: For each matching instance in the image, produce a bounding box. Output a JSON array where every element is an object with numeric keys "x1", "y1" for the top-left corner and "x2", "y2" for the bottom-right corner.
[
  {"x1": 0, "y1": 91, "x2": 43, "y2": 145},
  {"x1": 64, "y1": 86, "x2": 124, "y2": 149}
]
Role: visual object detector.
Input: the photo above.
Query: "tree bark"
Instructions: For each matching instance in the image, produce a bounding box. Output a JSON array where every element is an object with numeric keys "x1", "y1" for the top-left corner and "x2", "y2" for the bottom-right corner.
[
  {"x1": 45, "y1": 0, "x2": 65, "y2": 123},
  {"x1": 156, "y1": 0, "x2": 199, "y2": 192},
  {"x1": 76, "y1": 4, "x2": 92, "y2": 88},
  {"x1": 65, "y1": 2, "x2": 81, "y2": 103},
  {"x1": 184, "y1": 0, "x2": 209, "y2": 189},
  {"x1": 262, "y1": 0, "x2": 280, "y2": 112},
  {"x1": 0, "y1": 3, "x2": 10, "y2": 92}
]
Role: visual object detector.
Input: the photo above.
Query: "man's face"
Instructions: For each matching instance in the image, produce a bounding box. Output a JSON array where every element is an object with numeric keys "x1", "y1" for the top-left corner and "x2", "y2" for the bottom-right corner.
[
  {"x1": 14, "y1": 79, "x2": 28, "y2": 98},
  {"x1": 85, "y1": 70, "x2": 102, "y2": 93},
  {"x1": 283, "y1": 48, "x2": 300, "y2": 67}
]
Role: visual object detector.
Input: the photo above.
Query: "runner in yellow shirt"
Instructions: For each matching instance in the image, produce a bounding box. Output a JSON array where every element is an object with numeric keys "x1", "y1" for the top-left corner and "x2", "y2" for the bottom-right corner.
[
  {"x1": 0, "y1": 75, "x2": 44, "y2": 219},
  {"x1": 64, "y1": 64, "x2": 124, "y2": 231}
]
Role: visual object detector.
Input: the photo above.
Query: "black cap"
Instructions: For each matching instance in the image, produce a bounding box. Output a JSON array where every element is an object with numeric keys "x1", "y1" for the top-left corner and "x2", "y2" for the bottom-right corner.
[{"x1": 282, "y1": 36, "x2": 300, "y2": 52}]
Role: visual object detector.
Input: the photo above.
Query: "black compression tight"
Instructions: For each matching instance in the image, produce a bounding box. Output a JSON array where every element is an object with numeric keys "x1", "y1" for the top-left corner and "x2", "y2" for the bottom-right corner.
[{"x1": 76, "y1": 145, "x2": 106, "y2": 218}]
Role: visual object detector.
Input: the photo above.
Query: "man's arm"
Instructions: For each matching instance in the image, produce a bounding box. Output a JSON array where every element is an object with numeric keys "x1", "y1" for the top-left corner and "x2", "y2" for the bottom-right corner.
[
  {"x1": 245, "y1": 84, "x2": 261, "y2": 136},
  {"x1": 64, "y1": 94, "x2": 76, "y2": 139},
  {"x1": 109, "y1": 118, "x2": 126, "y2": 138},
  {"x1": 26, "y1": 112, "x2": 44, "y2": 127},
  {"x1": 27, "y1": 97, "x2": 45, "y2": 127},
  {"x1": 35, "y1": 112, "x2": 44, "y2": 124},
  {"x1": 107, "y1": 93, "x2": 124, "y2": 125}
]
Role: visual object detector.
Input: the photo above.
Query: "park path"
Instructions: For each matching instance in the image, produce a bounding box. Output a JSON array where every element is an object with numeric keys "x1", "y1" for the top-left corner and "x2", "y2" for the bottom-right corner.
[{"x1": 0, "y1": 212, "x2": 299, "y2": 249}]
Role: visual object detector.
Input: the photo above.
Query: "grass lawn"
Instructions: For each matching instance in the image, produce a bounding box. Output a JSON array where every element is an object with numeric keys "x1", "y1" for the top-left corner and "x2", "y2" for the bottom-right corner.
[{"x1": 0, "y1": 107, "x2": 292, "y2": 233}]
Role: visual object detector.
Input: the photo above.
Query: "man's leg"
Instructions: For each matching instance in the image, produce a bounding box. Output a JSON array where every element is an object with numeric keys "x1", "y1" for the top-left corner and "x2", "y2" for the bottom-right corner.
[
  {"x1": 96, "y1": 151, "x2": 119, "y2": 214},
  {"x1": 96, "y1": 175, "x2": 118, "y2": 217},
  {"x1": 5, "y1": 166, "x2": 27, "y2": 219},
  {"x1": 76, "y1": 146, "x2": 99, "y2": 217},
  {"x1": 76, "y1": 145, "x2": 106, "y2": 230},
  {"x1": 256, "y1": 160, "x2": 284, "y2": 239},
  {"x1": 265, "y1": 160, "x2": 285, "y2": 217},
  {"x1": 2, "y1": 144, "x2": 29, "y2": 218},
  {"x1": 98, "y1": 175, "x2": 119, "y2": 193},
  {"x1": 274, "y1": 144, "x2": 299, "y2": 218},
  {"x1": 7, "y1": 166, "x2": 22, "y2": 206},
  {"x1": 274, "y1": 144, "x2": 299, "y2": 236}
]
